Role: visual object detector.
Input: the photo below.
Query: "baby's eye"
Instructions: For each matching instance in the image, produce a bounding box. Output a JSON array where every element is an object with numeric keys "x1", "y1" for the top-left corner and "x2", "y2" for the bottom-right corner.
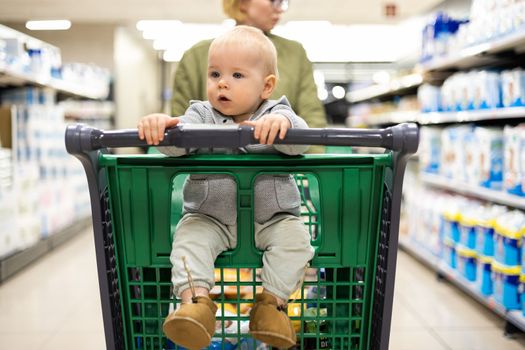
[
  {"x1": 210, "y1": 71, "x2": 220, "y2": 78},
  {"x1": 233, "y1": 72, "x2": 244, "y2": 79}
]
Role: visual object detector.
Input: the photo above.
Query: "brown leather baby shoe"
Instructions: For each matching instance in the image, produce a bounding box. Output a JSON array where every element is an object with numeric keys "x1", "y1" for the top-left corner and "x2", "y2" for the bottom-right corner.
[
  {"x1": 163, "y1": 296, "x2": 218, "y2": 350},
  {"x1": 249, "y1": 292, "x2": 296, "y2": 349}
]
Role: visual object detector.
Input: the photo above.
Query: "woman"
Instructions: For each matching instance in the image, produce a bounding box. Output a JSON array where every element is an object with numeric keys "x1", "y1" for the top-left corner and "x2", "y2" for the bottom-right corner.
[{"x1": 171, "y1": 0, "x2": 327, "y2": 151}]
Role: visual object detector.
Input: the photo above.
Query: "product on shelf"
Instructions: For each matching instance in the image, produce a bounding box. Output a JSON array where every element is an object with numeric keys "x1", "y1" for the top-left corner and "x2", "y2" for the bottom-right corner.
[
  {"x1": 457, "y1": 245, "x2": 478, "y2": 282},
  {"x1": 474, "y1": 205, "x2": 507, "y2": 257},
  {"x1": 0, "y1": 148, "x2": 12, "y2": 196},
  {"x1": 421, "y1": 1, "x2": 525, "y2": 63},
  {"x1": 472, "y1": 127, "x2": 504, "y2": 190},
  {"x1": 417, "y1": 84, "x2": 441, "y2": 113},
  {"x1": 501, "y1": 68, "x2": 525, "y2": 107},
  {"x1": 494, "y1": 210, "x2": 525, "y2": 266},
  {"x1": 503, "y1": 124, "x2": 525, "y2": 196},
  {"x1": 492, "y1": 261, "x2": 521, "y2": 310},
  {"x1": 418, "y1": 126, "x2": 442, "y2": 174},
  {"x1": 518, "y1": 273, "x2": 525, "y2": 316},
  {"x1": 0, "y1": 189, "x2": 16, "y2": 258},
  {"x1": 459, "y1": 211, "x2": 477, "y2": 250},
  {"x1": 477, "y1": 256, "x2": 493, "y2": 296},
  {"x1": 0, "y1": 88, "x2": 90, "y2": 249},
  {"x1": 440, "y1": 125, "x2": 473, "y2": 181},
  {"x1": 421, "y1": 12, "x2": 468, "y2": 62},
  {"x1": 0, "y1": 25, "x2": 62, "y2": 79}
]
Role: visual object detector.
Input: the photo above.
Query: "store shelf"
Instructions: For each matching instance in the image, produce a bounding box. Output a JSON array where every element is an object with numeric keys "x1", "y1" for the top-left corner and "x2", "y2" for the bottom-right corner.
[
  {"x1": 0, "y1": 216, "x2": 91, "y2": 283},
  {"x1": 0, "y1": 62, "x2": 108, "y2": 100},
  {"x1": 437, "y1": 262, "x2": 508, "y2": 317},
  {"x1": 401, "y1": 234, "x2": 525, "y2": 333},
  {"x1": 420, "y1": 29, "x2": 525, "y2": 73},
  {"x1": 347, "y1": 74, "x2": 423, "y2": 103},
  {"x1": 357, "y1": 107, "x2": 525, "y2": 127},
  {"x1": 421, "y1": 173, "x2": 525, "y2": 209},
  {"x1": 419, "y1": 107, "x2": 525, "y2": 124},
  {"x1": 352, "y1": 110, "x2": 419, "y2": 126}
]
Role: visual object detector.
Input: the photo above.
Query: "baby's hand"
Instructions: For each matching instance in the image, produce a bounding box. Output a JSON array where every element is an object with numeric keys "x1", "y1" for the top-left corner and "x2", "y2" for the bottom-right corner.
[
  {"x1": 138, "y1": 113, "x2": 180, "y2": 145},
  {"x1": 242, "y1": 114, "x2": 291, "y2": 145}
]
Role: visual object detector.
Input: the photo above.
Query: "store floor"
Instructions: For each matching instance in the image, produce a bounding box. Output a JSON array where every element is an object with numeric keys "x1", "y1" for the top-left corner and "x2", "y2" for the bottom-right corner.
[{"x1": 1, "y1": 227, "x2": 525, "y2": 350}]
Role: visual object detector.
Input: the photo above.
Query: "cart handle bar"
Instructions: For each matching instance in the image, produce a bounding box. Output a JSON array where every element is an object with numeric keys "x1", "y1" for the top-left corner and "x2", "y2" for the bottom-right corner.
[{"x1": 65, "y1": 123, "x2": 418, "y2": 155}]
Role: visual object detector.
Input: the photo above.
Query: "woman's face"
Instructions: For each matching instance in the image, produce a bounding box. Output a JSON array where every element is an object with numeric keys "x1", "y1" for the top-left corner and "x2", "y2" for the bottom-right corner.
[{"x1": 239, "y1": 0, "x2": 287, "y2": 33}]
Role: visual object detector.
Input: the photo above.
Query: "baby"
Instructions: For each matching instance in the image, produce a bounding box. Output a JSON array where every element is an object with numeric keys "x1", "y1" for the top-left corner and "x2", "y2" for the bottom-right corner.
[{"x1": 138, "y1": 25, "x2": 314, "y2": 350}]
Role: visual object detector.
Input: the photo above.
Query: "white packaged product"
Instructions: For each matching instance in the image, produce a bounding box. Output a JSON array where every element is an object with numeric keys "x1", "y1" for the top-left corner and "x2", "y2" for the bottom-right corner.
[
  {"x1": 501, "y1": 68, "x2": 525, "y2": 107},
  {"x1": 504, "y1": 124, "x2": 525, "y2": 196},
  {"x1": 441, "y1": 125, "x2": 474, "y2": 181},
  {"x1": 419, "y1": 127, "x2": 442, "y2": 174},
  {"x1": 418, "y1": 84, "x2": 441, "y2": 113},
  {"x1": 476, "y1": 127, "x2": 503, "y2": 189}
]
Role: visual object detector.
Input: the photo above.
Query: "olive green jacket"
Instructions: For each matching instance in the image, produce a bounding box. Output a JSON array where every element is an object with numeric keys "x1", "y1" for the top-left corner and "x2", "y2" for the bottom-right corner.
[{"x1": 171, "y1": 33, "x2": 327, "y2": 132}]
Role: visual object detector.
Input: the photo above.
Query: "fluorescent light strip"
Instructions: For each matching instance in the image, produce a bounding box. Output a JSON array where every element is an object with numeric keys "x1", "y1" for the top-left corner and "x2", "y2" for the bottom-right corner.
[{"x1": 26, "y1": 20, "x2": 71, "y2": 31}]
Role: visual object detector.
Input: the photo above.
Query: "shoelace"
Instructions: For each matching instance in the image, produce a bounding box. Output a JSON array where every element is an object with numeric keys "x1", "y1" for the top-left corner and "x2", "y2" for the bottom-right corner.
[{"x1": 182, "y1": 256, "x2": 197, "y2": 300}]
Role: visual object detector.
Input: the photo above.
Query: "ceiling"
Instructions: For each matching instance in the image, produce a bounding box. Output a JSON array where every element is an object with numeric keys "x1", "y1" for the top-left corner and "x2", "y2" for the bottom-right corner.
[{"x1": 0, "y1": 0, "x2": 444, "y2": 25}]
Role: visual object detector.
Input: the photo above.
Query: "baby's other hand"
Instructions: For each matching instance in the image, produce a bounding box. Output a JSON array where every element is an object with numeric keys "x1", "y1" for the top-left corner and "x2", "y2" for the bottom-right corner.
[
  {"x1": 138, "y1": 114, "x2": 180, "y2": 145},
  {"x1": 241, "y1": 114, "x2": 291, "y2": 145}
]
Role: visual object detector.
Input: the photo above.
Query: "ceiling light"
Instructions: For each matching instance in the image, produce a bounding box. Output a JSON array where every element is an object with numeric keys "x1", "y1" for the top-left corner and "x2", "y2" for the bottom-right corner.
[
  {"x1": 332, "y1": 86, "x2": 346, "y2": 99},
  {"x1": 25, "y1": 20, "x2": 71, "y2": 31}
]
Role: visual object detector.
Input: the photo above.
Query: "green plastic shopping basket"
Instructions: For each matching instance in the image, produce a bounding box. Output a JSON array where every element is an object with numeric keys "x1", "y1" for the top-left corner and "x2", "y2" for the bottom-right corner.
[{"x1": 65, "y1": 123, "x2": 418, "y2": 350}]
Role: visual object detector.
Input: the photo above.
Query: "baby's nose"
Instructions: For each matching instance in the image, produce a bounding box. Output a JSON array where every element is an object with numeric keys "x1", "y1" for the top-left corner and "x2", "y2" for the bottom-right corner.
[{"x1": 218, "y1": 79, "x2": 228, "y2": 88}]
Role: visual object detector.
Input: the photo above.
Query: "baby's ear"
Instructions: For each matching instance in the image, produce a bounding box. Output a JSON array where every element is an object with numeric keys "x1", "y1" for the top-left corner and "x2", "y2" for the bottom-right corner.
[{"x1": 261, "y1": 74, "x2": 277, "y2": 99}]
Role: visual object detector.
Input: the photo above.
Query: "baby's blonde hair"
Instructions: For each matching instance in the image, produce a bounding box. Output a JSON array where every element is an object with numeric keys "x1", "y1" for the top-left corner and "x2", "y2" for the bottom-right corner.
[
  {"x1": 222, "y1": 0, "x2": 246, "y2": 23},
  {"x1": 209, "y1": 25, "x2": 279, "y2": 77}
]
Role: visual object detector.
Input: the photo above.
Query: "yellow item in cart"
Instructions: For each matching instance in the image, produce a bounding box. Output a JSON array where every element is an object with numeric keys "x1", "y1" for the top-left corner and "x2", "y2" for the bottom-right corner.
[
  {"x1": 212, "y1": 268, "x2": 253, "y2": 299},
  {"x1": 220, "y1": 301, "x2": 254, "y2": 316},
  {"x1": 288, "y1": 289, "x2": 305, "y2": 332}
]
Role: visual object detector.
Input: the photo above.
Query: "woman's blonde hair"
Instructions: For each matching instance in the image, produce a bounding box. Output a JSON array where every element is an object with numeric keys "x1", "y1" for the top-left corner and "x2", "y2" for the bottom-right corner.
[
  {"x1": 210, "y1": 25, "x2": 279, "y2": 77},
  {"x1": 222, "y1": 0, "x2": 246, "y2": 23}
]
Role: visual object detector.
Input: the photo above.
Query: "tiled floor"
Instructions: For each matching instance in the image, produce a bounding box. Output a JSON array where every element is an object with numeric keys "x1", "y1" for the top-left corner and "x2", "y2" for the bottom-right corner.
[{"x1": 1, "y1": 227, "x2": 525, "y2": 350}]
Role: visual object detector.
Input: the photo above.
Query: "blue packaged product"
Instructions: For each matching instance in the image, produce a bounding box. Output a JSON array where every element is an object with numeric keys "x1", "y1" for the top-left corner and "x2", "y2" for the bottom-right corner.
[
  {"x1": 492, "y1": 262, "x2": 521, "y2": 310},
  {"x1": 177, "y1": 340, "x2": 238, "y2": 350},
  {"x1": 443, "y1": 238, "x2": 457, "y2": 269},
  {"x1": 494, "y1": 225, "x2": 522, "y2": 266},
  {"x1": 457, "y1": 245, "x2": 477, "y2": 282},
  {"x1": 477, "y1": 256, "x2": 493, "y2": 296},
  {"x1": 520, "y1": 275, "x2": 525, "y2": 317},
  {"x1": 523, "y1": 235, "x2": 525, "y2": 274},
  {"x1": 459, "y1": 216, "x2": 477, "y2": 250},
  {"x1": 475, "y1": 221, "x2": 495, "y2": 256},
  {"x1": 239, "y1": 338, "x2": 269, "y2": 350},
  {"x1": 442, "y1": 211, "x2": 461, "y2": 243}
]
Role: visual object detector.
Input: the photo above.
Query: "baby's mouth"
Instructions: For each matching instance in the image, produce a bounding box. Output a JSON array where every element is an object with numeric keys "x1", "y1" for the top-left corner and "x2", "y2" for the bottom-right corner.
[{"x1": 218, "y1": 95, "x2": 230, "y2": 102}]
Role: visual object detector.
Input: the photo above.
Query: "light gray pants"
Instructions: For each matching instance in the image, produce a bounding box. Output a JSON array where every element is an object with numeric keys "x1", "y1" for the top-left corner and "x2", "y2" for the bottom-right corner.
[{"x1": 170, "y1": 213, "x2": 314, "y2": 300}]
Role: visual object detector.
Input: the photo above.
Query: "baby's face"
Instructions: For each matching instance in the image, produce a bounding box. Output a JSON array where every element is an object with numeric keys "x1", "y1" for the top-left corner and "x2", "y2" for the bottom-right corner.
[{"x1": 207, "y1": 43, "x2": 270, "y2": 122}]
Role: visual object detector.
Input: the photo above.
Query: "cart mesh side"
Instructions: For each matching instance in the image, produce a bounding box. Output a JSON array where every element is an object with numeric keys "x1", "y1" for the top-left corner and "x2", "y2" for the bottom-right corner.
[{"x1": 96, "y1": 153, "x2": 391, "y2": 350}]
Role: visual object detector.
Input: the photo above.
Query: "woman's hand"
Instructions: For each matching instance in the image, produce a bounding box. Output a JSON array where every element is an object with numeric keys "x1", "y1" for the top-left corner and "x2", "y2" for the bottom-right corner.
[
  {"x1": 241, "y1": 114, "x2": 291, "y2": 145},
  {"x1": 138, "y1": 113, "x2": 180, "y2": 145}
]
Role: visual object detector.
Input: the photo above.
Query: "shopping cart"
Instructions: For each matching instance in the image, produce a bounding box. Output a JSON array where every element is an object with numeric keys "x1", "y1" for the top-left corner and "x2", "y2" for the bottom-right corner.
[{"x1": 65, "y1": 123, "x2": 418, "y2": 350}]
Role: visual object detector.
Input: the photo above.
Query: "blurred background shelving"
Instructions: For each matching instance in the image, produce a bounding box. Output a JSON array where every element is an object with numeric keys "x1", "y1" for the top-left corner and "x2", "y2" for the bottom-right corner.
[{"x1": 347, "y1": 0, "x2": 525, "y2": 335}]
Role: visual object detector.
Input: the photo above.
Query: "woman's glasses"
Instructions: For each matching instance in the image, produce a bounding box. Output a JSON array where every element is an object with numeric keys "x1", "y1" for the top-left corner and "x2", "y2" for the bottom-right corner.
[{"x1": 270, "y1": 0, "x2": 289, "y2": 11}]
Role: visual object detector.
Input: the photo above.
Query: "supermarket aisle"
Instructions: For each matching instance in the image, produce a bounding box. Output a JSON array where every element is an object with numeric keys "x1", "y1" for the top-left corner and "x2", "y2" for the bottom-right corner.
[{"x1": 1, "y1": 227, "x2": 525, "y2": 350}]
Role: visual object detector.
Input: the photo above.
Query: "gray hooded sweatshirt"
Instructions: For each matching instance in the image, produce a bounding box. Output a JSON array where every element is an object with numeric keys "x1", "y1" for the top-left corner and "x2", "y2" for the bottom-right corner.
[{"x1": 157, "y1": 96, "x2": 309, "y2": 225}]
